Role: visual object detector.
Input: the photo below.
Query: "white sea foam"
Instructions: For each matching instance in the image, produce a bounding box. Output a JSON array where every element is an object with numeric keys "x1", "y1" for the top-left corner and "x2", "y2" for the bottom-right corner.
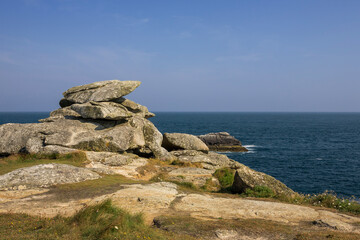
[{"x1": 243, "y1": 145, "x2": 257, "y2": 148}]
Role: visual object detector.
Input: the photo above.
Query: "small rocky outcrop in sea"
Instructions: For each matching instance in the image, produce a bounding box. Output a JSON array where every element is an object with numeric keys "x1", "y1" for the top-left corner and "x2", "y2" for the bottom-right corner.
[{"x1": 198, "y1": 132, "x2": 248, "y2": 152}]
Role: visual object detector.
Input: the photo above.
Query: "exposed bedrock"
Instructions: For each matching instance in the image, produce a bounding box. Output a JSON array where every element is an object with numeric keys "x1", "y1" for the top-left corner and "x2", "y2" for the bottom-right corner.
[
  {"x1": 0, "y1": 163, "x2": 100, "y2": 190},
  {"x1": 170, "y1": 150, "x2": 242, "y2": 170}
]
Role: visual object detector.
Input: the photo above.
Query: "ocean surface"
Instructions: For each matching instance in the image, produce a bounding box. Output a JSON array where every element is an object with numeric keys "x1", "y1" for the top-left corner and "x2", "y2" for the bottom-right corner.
[{"x1": 1, "y1": 112, "x2": 360, "y2": 199}]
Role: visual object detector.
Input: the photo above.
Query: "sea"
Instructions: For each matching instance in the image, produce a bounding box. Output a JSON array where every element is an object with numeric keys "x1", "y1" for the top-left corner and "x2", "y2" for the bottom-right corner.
[{"x1": 1, "y1": 112, "x2": 360, "y2": 199}]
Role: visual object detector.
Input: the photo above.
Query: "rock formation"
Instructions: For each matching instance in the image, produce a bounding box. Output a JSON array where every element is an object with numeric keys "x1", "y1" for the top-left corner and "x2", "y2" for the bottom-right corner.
[
  {"x1": 1, "y1": 80, "x2": 359, "y2": 238},
  {"x1": 232, "y1": 164, "x2": 296, "y2": 196},
  {"x1": 0, "y1": 79, "x2": 294, "y2": 196},
  {"x1": 0, "y1": 164, "x2": 100, "y2": 190},
  {"x1": 0, "y1": 80, "x2": 170, "y2": 160},
  {"x1": 162, "y1": 133, "x2": 209, "y2": 152},
  {"x1": 198, "y1": 132, "x2": 248, "y2": 152}
]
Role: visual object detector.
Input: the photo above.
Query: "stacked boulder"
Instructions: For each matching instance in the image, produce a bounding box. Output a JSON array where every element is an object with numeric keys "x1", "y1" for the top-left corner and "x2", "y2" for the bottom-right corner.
[{"x1": 0, "y1": 80, "x2": 170, "y2": 160}]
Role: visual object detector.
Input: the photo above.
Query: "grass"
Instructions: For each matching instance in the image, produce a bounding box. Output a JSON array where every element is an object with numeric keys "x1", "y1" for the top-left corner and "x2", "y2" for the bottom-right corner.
[
  {"x1": 213, "y1": 167, "x2": 235, "y2": 190},
  {"x1": 170, "y1": 160, "x2": 203, "y2": 168},
  {"x1": 0, "y1": 152, "x2": 88, "y2": 175},
  {"x1": 46, "y1": 174, "x2": 142, "y2": 201},
  {"x1": 0, "y1": 199, "x2": 193, "y2": 240},
  {"x1": 276, "y1": 191, "x2": 360, "y2": 215},
  {"x1": 241, "y1": 185, "x2": 276, "y2": 198},
  {"x1": 153, "y1": 215, "x2": 360, "y2": 240},
  {"x1": 150, "y1": 173, "x2": 198, "y2": 191},
  {"x1": 239, "y1": 186, "x2": 360, "y2": 215},
  {"x1": 1, "y1": 202, "x2": 359, "y2": 240}
]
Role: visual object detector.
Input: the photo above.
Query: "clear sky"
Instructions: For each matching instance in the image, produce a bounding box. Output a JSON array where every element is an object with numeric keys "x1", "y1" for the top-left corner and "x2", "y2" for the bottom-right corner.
[{"x1": 0, "y1": 0, "x2": 359, "y2": 112}]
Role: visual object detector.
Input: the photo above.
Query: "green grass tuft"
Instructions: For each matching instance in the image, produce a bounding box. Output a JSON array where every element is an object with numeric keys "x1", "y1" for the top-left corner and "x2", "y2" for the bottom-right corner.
[
  {"x1": 213, "y1": 168, "x2": 235, "y2": 189},
  {"x1": 242, "y1": 185, "x2": 275, "y2": 198}
]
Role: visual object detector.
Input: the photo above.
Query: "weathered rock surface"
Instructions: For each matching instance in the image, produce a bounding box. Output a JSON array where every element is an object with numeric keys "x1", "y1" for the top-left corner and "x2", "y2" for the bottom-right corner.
[
  {"x1": 63, "y1": 80, "x2": 141, "y2": 103},
  {"x1": 39, "y1": 106, "x2": 81, "y2": 122},
  {"x1": 70, "y1": 101, "x2": 154, "y2": 121},
  {"x1": 0, "y1": 116, "x2": 167, "y2": 159},
  {"x1": 71, "y1": 101, "x2": 133, "y2": 120},
  {"x1": 167, "y1": 167, "x2": 220, "y2": 190},
  {"x1": 0, "y1": 164, "x2": 100, "y2": 190},
  {"x1": 232, "y1": 165, "x2": 295, "y2": 196},
  {"x1": 198, "y1": 132, "x2": 248, "y2": 152},
  {"x1": 85, "y1": 151, "x2": 136, "y2": 166},
  {"x1": 112, "y1": 97, "x2": 155, "y2": 119},
  {"x1": 162, "y1": 133, "x2": 209, "y2": 152},
  {"x1": 84, "y1": 151, "x2": 149, "y2": 178},
  {"x1": 171, "y1": 150, "x2": 241, "y2": 170},
  {"x1": 0, "y1": 181, "x2": 359, "y2": 235},
  {"x1": 174, "y1": 193, "x2": 318, "y2": 223}
]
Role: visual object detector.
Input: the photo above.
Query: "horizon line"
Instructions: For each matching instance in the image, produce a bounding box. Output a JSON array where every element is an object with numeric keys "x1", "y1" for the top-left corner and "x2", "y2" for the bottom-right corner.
[{"x1": 1, "y1": 111, "x2": 360, "y2": 114}]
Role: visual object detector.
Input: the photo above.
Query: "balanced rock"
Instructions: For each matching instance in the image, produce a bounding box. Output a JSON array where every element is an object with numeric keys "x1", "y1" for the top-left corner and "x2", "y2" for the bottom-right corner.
[
  {"x1": 162, "y1": 133, "x2": 209, "y2": 152},
  {"x1": 46, "y1": 99, "x2": 154, "y2": 122},
  {"x1": 198, "y1": 132, "x2": 248, "y2": 152},
  {"x1": 112, "y1": 97, "x2": 155, "y2": 119},
  {"x1": 70, "y1": 101, "x2": 154, "y2": 121},
  {"x1": 0, "y1": 164, "x2": 100, "y2": 190},
  {"x1": 232, "y1": 165, "x2": 295, "y2": 196},
  {"x1": 71, "y1": 102, "x2": 133, "y2": 120},
  {"x1": 63, "y1": 80, "x2": 141, "y2": 103}
]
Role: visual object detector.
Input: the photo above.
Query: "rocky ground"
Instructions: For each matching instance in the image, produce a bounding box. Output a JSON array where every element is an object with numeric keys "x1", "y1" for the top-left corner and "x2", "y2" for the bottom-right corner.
[
  {"x1": 0, "y1": 80, "x2": 359, "y2": 239},
  {"x1": 0, "y1": 152, "x2": 359, "y2": 239}
]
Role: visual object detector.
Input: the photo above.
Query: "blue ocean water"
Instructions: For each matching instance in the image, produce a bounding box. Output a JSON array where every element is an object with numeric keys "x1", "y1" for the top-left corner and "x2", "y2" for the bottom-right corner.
[{"x1": 1, "y1": 112, "x2": 360, "y2": 199}]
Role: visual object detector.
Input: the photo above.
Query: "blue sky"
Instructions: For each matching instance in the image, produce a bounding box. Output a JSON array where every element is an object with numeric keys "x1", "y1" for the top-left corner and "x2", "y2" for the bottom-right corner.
[{"x1": 0, "y1": 0, "x2": 359, "y2": 112}]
